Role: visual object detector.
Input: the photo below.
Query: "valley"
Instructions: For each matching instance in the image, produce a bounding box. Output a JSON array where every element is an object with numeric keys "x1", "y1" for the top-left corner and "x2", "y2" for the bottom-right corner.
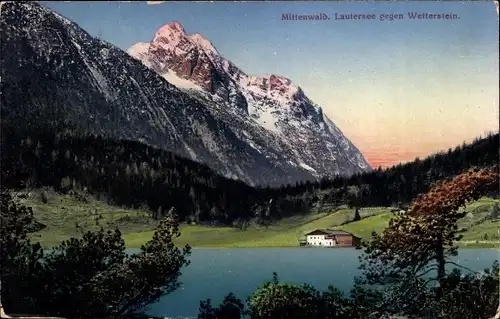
[
  {"x1": 1, "y1": 2, "x2": 498, "y2": 242},
  {"x1": 22, "y1": 190, "x2": 500, "y2": 249}
]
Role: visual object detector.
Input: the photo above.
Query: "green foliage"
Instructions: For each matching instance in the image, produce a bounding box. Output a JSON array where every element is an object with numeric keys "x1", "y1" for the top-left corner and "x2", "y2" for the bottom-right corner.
[
  {"x1": 199, "y1": 263, "x2": 500, "y2": 319},
  {"x1": 0, "y1": 188, "x2": 45, "y2": 312},
  {"x1": 348, "y1": 277, "x2": 386, "y2": 318},
  {"x1": 349, "y1": 270, "x2": 431, "y2": 318},
  {"x1": 198, "y1": 293, "x2": 247, "y2": 319},
  {"x1": 351, "y1": 169, "x2": 499, "y2": 318},
  {"x1": 319, "y1": 286, "x2": 354, "y2": 319},
  {"x1": 428, "y1": 261, "x2": 499, "y2": 319},
  {"x1": 199, "y1": 273, "x2": 351, "y2": 319},
  {"x1": 248, "y1": 281, "x2": 322, "y2": 318},
  {"x1": 0, "y1": 189, "x2": 40, "y2": 264},
  {"x1": 1, "y1": 193, "x2": 191, "y2": 318},
  {"x1": 349, "y1": 262, "x2": 500, "y2": 319}
]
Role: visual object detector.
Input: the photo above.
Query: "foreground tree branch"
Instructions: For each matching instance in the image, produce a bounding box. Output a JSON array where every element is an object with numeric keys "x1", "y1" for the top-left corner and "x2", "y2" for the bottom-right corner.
[
  {"x1": 357, "y1": 167, "x2": 499, "y2": 317},
  {"x1": 0, "y1": 192, "x2": 191, "y2": 318}
]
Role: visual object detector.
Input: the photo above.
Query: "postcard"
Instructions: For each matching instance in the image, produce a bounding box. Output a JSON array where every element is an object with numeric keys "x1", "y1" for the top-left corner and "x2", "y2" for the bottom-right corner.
[{"x1": 1, "y1": 1, "x2": 498, "y2": 319}]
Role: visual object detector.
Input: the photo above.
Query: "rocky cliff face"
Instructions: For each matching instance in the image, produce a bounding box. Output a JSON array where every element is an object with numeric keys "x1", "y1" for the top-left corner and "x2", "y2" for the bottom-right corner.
[
  {"x1": 128, "y1": 22, "x2": 371, "y2": 180},
  {"x1": 1, "y1": 2, "x2": 370, "y2": 187}
]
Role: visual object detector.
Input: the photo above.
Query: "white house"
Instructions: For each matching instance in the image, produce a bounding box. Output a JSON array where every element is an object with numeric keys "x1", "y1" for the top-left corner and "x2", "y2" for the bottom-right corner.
[
  {"x1": 304, "y1": 229, "x2": 361, "y2": 247},
  {"x1": 306, "y1": 230, "x2": 336, "y2": 246}
]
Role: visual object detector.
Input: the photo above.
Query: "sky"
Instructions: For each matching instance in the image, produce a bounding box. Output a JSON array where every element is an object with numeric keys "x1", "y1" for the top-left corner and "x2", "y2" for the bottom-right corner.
[{"x1": 42, "y1": 1, "x2": 499, "y2": 168}]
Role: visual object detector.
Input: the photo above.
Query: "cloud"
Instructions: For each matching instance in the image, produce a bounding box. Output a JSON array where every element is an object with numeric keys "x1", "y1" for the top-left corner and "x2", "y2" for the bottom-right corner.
[{"x1": 147, "y1": 1, "x2": 166, "y2": 5}]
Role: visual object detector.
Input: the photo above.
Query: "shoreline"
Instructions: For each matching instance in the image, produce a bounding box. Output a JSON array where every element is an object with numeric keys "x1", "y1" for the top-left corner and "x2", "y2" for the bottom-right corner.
[{"x1": 37, "y1": 242, "x2": 500, "y2": 250}]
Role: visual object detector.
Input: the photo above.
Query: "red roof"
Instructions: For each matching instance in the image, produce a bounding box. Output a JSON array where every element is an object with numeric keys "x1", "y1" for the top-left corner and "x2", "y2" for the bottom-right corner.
[{"x1": 305, "y1": 229, "x2": 360, "y2": 238}]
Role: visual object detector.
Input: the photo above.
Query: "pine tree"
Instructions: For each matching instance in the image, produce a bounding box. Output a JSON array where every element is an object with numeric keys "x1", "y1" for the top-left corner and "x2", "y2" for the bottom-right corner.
[{"x1": 353, "y1": 207, "x2": 361, "y2": 221}]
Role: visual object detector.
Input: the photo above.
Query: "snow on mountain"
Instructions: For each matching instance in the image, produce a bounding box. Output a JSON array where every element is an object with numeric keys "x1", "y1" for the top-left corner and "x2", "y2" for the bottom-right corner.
[
  {"x1": 1, "y1": 2, "x2": 370, "y2": 187},
  {"x1": 127, "y1": 42, "x2": 151, "y2": 62},
  {"x1": 127, "y1": 21, "x2": 372, "y2": 178}
]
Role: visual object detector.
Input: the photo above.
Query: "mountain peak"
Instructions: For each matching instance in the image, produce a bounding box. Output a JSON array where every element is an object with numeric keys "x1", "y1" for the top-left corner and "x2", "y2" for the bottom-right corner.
[
  {"x1": 152, "y1": 21, "x2": 187, "y2": 48},
  {"x1": 2, "y1": 1, "x2": 372, "y2": 187},
  {"x1": 150, "y1": 21, "x2": 218, "y2": 56},
  {"x1": 155, "y1": 21, "x2": 185, "y2": 36}
]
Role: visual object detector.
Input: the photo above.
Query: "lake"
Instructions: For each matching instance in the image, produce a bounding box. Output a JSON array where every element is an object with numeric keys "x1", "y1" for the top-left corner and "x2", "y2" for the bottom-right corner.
[{"x1": 136, "y1": 248, "x2": 499, "y2": 319}]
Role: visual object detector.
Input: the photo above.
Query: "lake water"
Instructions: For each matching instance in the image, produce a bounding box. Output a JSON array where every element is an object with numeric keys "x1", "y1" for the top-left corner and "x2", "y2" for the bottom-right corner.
[{"x1": 135, "y1": 248, "x2": 499, "y2": 318}]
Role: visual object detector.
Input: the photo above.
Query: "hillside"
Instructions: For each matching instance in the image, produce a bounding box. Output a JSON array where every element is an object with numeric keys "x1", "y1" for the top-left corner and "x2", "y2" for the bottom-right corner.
[
  {"x1": 0, "y1": 128, "x2": 300, "y2": 225},
  {"x1": 2, "y1": 126, "x2": 498, "y2": 227},
  {"x1": 336, "y1": 197, "x2": 500, "y2": 244},
  {"x1": 305, "y1": 132, "x2": 499, "y2": 208}
]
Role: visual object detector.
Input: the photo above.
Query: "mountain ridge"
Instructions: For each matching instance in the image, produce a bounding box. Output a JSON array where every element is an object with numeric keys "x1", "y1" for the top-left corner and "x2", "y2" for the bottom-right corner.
[
  {"x1": 127, "y1": 20, "x2": 371, "y2": 178},
  {"x1": 1, "y1": 1, "x2": 370, "y2": 187}
]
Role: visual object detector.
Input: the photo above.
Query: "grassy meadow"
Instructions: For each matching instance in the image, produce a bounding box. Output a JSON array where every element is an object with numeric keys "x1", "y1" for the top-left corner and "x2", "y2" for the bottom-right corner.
[{"x1": 20, "y1": 190, "x2": 500, "y2": 249}]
